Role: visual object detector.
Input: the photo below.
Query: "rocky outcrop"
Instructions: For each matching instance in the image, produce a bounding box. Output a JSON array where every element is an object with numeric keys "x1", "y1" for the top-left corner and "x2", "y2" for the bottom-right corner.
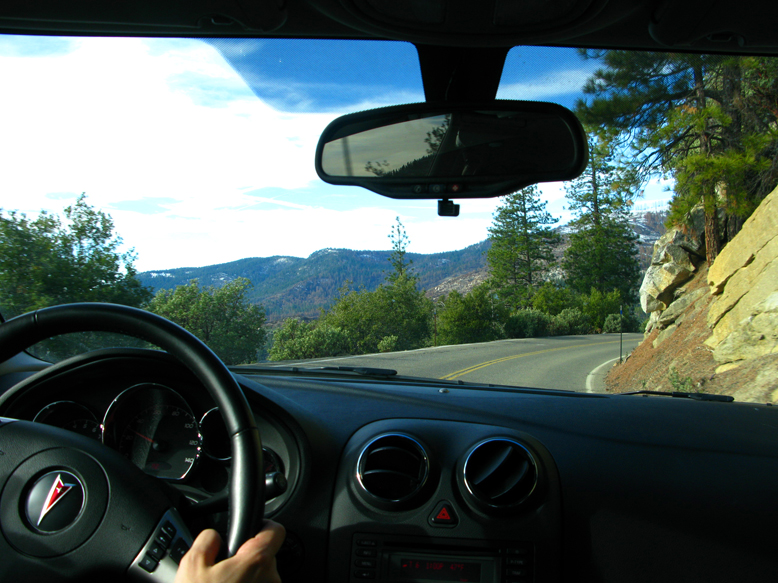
[
  {"x1": 425, "y1": 268, "x2": 489, "y2": 301},
  {"x1": 641, "y1": 206, "x2": 707, "y2": 335},
  {"x1": 610, "y1": 191, "x2": 778, "y2": 403},
  {"x1": 705, "y1": 188, "x2": 778, "y2": 371}
]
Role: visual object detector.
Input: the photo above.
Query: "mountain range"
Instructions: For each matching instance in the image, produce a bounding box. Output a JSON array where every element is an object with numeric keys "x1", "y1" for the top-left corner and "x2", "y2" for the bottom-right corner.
[
  {"x1": 139, "y1": 241, "x2": 490, "y2": 322},
  {"x1": 138, "y1": 210, "x2": 668, "y2": 322}
]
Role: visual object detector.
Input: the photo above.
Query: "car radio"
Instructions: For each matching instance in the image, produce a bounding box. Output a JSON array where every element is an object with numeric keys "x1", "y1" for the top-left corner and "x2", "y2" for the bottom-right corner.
[{"x1": 350, "y1": 533, "x2": 533, "y2": 583}]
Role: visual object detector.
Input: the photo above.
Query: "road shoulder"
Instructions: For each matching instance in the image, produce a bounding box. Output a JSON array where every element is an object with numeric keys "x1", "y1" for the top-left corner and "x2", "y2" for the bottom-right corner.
[{"x1": 586, "y1": 357, "x2": 621, "y2": 393}]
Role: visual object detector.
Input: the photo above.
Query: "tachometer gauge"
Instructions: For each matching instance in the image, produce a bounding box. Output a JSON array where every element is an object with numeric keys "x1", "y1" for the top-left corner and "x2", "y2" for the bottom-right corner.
[
  {"x1": 103, "y1": 384, "x2": 201, "y2": 481},
  {"x1": 200, "y1": 407, "x2": 231, "y2": 460},
  {"x1": 34, "y1": 401, "x2": 102, "y2": 440},
  {"x1": 264, "y1": 447, "x2": 285, "y2": 477}
]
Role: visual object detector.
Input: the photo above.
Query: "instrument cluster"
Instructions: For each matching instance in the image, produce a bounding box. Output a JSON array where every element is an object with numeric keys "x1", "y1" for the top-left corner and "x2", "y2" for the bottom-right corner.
[{"x1": 32, "y1": 383, "x2": 283, "y2": 482}]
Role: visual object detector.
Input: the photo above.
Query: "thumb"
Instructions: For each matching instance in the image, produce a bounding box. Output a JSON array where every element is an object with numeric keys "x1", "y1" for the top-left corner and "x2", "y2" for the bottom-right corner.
[{"x1": 183, "y1": 529, "x2": 223, "y2": 570}]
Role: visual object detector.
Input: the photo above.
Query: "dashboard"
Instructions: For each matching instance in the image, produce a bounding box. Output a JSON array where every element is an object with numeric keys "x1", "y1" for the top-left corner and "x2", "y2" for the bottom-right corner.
[{"x1": 2, "y1": 348, "x2": 778, "y2": 583}]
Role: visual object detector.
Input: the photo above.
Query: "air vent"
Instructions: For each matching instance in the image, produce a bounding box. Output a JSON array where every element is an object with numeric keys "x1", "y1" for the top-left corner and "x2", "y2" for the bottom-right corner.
[
  {"x1": 356, "y1": 434, "x2": 430, "y2": 506},
  {"x1": 462, "y1": 438, "x2": 538, "y2": 512}
]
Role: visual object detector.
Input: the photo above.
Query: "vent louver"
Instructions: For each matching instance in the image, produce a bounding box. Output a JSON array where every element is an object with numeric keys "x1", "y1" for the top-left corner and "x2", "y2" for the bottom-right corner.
[
  {"x1": 462, "y1": 438, "x2": 538, "y2": 511},
  {"x1": 357, "y1": 434, "x2": 429, "y2": 505}
]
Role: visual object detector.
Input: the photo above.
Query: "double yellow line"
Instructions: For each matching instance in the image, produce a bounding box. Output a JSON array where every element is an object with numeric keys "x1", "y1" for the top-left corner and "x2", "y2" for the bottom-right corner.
[{"x1": 440, "y1": 340, "x2": 622, "y2": 381}]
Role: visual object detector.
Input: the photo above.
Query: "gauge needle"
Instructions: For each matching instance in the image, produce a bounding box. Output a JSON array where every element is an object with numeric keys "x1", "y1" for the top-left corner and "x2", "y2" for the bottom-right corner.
[{"x1": 132, "y1": 430, "x2": 155, "y2": 444}]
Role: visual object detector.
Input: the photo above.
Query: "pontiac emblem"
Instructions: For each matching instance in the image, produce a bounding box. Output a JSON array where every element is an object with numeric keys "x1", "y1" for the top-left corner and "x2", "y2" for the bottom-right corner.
[
  {"x1": 25, "y1": 471, "x2": 84, "y2": 533},
  {"x1": 38, "y1": 474, "x2": 76, "y2": 526}
]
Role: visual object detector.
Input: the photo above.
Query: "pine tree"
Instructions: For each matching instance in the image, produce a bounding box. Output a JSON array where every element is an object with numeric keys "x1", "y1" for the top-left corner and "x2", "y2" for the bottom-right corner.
[
  {"x1": 321, "y1": 218, "x2": 432, "y2": 354},
  {"x1": 562, "y1": 131, "x2": 640, "y2": 303},
  {"x1": 487, "y1": 185, "x2": 560, "y2": 310},
  {"x1": 576, "y1": 51, "x2": 778, "y2": 264},
  {"x1": 563, "y1": 214, "x2": 640, "y2": 303},
  {"x1": 565, "y1": 128, "x2": 637, "y2": 227}
]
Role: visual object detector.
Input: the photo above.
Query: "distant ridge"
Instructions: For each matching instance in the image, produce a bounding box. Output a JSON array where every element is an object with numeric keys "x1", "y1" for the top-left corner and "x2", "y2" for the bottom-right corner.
[
  {"x1": 138, "y1": 241, "x2": 491, "y2": 321},
  {"x1": 138, "y1": 209, "x2": 667, "y2": 322}
]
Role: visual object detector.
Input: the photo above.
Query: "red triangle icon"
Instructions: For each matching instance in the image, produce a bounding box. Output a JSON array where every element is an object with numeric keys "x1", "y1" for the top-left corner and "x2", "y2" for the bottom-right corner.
[{"x1": 435, "y1": 507, "x2": 451, "y2": 521}]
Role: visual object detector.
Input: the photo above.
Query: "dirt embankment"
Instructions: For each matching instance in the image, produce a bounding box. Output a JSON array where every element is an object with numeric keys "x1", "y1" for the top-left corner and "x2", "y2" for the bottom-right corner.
[{"x1": 607, "y1": 266, "x2": 778, "y2": 403}]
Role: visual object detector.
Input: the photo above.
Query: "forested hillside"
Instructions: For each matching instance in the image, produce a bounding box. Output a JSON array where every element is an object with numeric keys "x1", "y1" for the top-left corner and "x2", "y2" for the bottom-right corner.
[
  {"x1": 138, "y1": 210, "x2": 666, "y2": 323},
  {"x1": 138, "y1": 241, "x2": 490, "y2": 321}
]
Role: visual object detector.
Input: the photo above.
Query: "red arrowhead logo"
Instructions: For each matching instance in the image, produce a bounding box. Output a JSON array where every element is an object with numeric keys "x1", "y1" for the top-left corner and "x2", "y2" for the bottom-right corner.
[{"x1": 37, "y1": 474, "x2": 75, "y2": 526}]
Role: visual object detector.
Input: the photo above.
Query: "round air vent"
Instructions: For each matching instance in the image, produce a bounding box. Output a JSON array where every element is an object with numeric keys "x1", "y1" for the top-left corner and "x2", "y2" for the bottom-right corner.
[
  {"x1": 462, "y1": 438, "x2": 538, "y2": 513},
  {"x1": 356, "y1": 434, "x2": 430, "y2": 508}
]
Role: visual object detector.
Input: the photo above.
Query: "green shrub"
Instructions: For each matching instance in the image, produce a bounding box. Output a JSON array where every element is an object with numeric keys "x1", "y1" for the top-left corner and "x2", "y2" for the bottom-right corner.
[
  {"x1": 668, "y1": 366, "x2": 694, "y2": 392},
  {"x1": 603, "y1": 313, "x2": 623, "y2": 333},
  {"x1": 602, "y1": 312, "x2": 644, "y2": 333},
  {"x1": 377, "y1": 335, "x2": 398, "y2": 353},
  {"x1": 505, "y1": 309, "x2": 552, "y2": 338},
  {"x1": 550, "y1": 308, "x2": 591, "y2": 335},
  {"x1": 580, "y1": 288, "x2": 622, "y2": 332},
  {"x1": 531, "y1": 282, "x2": 582, "y2": 316},
  {"x1": 269, "y1": 319, "x2": 351, "y2": 360},
  {"x1": 437, "y1": 286, "x2": 504, "y2": 346}
]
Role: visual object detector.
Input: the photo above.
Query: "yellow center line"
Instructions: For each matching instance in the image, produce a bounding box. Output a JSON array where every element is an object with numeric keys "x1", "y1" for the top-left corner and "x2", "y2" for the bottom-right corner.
[{"x1": 440, "y1": 340, "x2": 623, "y2": 381}]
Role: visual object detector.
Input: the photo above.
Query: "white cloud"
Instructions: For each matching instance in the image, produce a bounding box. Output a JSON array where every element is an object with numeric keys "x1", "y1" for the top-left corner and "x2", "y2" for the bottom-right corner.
[
  {"x1": 497, "y1": 68, "x2": 593, "y2": 101},
  {"x1": 0, "y1": 38, "x2": 338, "y2": 214},
  {"x1": 0, "y1": 37, "x2": 599, "y2": 272}
]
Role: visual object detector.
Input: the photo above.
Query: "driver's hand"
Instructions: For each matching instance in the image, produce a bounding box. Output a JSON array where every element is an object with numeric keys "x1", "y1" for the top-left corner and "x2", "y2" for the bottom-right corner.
[{"x1": 175, "y1": 521, "x2": 285, "y2": 583}]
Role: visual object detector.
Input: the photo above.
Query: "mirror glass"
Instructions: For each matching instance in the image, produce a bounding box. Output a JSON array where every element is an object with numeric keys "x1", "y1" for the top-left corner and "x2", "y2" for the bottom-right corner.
[{"x1": 320, "y1": 108, "x2": 579, "y2": 180}]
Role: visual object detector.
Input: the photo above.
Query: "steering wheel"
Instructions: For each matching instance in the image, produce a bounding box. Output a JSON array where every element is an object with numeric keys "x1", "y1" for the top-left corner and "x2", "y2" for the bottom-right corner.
[{"x1": 0, "y1": 303, "x2": 264, "y2": 581}]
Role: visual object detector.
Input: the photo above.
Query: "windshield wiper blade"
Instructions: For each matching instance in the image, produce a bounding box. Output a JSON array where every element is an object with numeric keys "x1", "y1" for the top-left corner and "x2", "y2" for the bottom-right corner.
[
  {"x1": 231, "y1": 364, "x2": 398, "y2": 378},
  {"x1": 318, "y1": 365, "x2": 397, "y2": 376},
  {"x1": 620, "y1": 390, "x2": 734, "y2": 402}
]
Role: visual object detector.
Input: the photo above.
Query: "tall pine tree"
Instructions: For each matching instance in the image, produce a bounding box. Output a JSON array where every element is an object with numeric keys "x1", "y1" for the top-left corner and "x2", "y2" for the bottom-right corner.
[
  {"x1": 576, "y1": 51, "x2": 778, "y2": 264},
  {"x1": 487, "y1": 185, "x2": 560, "y2": 310},
  {"x1": 562, "y1": 130, "x2": 640, "y2": 303}
]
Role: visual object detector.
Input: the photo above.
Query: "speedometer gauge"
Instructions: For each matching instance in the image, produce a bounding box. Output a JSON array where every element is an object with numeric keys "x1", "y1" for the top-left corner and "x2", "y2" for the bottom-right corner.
[{"x1": 103, "y1": 384, "x2": 201, "y2": 480}]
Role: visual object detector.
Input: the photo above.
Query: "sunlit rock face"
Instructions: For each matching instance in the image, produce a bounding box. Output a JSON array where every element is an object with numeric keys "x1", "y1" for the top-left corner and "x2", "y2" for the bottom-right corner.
[
  {"x1": 640, "y1": 215, "x2": 706, "y2": 322},
  {"x1": 705, "y1": 188, "x2": 778, "y2": 372}
]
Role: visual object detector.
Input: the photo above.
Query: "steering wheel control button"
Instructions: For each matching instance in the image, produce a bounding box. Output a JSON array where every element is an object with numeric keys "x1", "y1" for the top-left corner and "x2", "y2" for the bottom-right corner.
[
  {"x1": 25, "y1": 471, "x2": 84, "y2": 533},
  {"x1": 140, "y1": 553, "x2": 160, "y2": 573},
  {"x1": 170, "y1": 538, "x2": 191, "y2": 564},
  {"x1": 429, "y1": 500, "x2": 458, "y2": 527},
  {"x1": 131, "y1": 509, "x2": 195, "y2": 580},
  {"x1": 354, "y1": 570, "x2": 377, "y2": 579},
  {"x1": 148, "y1": 540, "x2": 166, "y2": 561},
  {"x1": 161, "y1": 520, "x2": 177, "y2": 538},
  {"x1": 156, "y1": 527, "x2": 173, "y2": 548}
]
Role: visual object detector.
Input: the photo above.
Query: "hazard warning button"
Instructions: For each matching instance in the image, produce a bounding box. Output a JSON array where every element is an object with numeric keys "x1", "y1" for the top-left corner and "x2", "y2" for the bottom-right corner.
[{"x1": 429, "y1": 501, "x2": 458, "y2": 527}]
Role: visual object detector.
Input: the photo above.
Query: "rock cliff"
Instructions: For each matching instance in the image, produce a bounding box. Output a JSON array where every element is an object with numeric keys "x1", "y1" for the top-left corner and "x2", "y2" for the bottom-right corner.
[
  {"x1": 705, "y1": 189, "x2": 778, "y2": 372},
  {"x1": 610, "y1": 187, "x2": 778, "y2": 403},
  {"x1": 640, "y1": 205, "x2": 708, "y2": 338}
]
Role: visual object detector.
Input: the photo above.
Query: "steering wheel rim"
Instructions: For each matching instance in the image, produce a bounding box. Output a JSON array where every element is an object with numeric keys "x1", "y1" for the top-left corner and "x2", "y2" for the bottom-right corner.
[{"x1": 0, "y1": 303, "x2": 264, "y2": 562}]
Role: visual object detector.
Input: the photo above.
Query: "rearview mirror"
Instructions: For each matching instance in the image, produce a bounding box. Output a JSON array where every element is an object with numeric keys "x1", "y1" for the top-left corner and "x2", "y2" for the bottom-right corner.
[{"x1": 315, "y1": 100, "x2": 588, "y2": 200}]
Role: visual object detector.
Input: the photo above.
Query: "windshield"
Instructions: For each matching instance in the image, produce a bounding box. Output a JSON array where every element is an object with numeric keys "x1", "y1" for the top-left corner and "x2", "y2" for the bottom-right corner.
[{"x1": 1, "y1": 35, "x2": 776, "y2": 403}]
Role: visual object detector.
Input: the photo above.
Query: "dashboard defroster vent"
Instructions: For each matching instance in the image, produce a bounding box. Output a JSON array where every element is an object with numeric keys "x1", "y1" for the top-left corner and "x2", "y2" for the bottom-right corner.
[
  {"x1": 462, "y1": 438, "x2": 538, "y2": 513},
  {"x1": 356, "y1": 434, "x2": 430, "y2": 508}
]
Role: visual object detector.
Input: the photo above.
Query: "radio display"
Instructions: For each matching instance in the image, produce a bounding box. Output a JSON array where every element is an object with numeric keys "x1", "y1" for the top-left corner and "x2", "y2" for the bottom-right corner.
[
  {"x1": 397, "y1": 558, "x2": 480, "y2": 582},
  {"x1": 387, "y1": 552, "x2": 493, "y2": 583}
]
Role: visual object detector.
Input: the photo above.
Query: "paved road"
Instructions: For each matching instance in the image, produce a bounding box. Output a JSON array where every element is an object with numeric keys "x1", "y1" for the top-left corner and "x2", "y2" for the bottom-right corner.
[{"x1": 265, "y1": 333, "x2": 644, "y2": 393}]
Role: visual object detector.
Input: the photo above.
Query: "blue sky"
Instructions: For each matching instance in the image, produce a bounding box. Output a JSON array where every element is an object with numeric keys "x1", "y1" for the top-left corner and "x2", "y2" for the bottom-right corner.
[{"x1": 0, "y1": 36, "x2": 671, "y2": 271}]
